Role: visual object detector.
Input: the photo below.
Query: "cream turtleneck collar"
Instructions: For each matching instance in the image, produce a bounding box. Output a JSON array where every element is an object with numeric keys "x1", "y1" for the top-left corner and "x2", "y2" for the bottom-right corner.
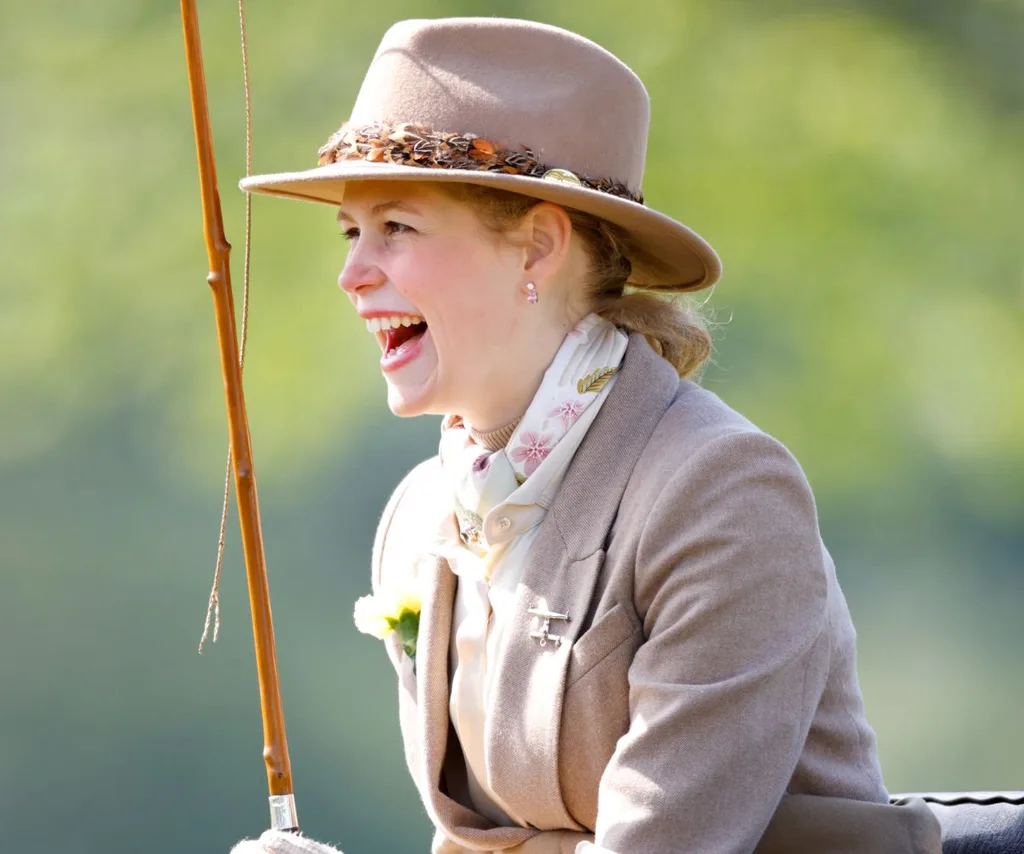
[{"x1": 465, "y1": 417, "x2": 522, "y2": 452}]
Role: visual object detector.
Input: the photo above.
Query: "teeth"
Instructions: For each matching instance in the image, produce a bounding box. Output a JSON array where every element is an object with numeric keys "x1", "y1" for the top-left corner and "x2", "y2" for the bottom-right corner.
[{"x1": 365, "y1": 314, "x2": 424, "y2": 334}]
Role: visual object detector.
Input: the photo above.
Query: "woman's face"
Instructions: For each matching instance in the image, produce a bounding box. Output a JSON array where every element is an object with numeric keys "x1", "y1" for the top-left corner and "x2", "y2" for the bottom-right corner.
[{"x1": 337, "y1": 181, "x2": 540, "y2": 422}]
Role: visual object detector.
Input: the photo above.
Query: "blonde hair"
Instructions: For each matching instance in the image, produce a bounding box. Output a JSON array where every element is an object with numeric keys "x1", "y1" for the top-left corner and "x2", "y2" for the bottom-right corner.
[{"x1": 440, "y1": 183, "x2": 711, "y2": 378}]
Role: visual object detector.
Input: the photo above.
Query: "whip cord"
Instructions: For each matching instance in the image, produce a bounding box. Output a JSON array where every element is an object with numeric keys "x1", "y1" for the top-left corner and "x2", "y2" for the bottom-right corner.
[{"x1": 200, "y1": 0, "x2": 253, "y2": 652}]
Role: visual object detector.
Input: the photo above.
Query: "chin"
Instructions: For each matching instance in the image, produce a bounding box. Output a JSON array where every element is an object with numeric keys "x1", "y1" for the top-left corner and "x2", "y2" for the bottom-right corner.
[
  {"x1": 385, "y1": 383, "x2": 438, "y2": 418},
  {"x1": 380, "y1": 331, "x2": 445, "y2": 418}
]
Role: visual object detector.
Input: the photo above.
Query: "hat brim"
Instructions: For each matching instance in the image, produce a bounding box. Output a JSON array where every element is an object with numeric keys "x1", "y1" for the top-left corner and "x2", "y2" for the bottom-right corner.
[{"x1": 239, "y1": 161, "x2": 721, "y2": 292}]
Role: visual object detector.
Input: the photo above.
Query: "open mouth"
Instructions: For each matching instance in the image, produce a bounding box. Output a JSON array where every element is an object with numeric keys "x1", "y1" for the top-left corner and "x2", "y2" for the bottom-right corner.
[{"x1": 366, "y1": 314, "x2": 428, "y2": 359}]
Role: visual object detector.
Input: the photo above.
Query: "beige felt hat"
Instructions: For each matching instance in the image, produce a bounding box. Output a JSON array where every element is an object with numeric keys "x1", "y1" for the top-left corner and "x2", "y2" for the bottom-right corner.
[{"x1": 240, "y1": 17, "x2": 721, "y2": 292}]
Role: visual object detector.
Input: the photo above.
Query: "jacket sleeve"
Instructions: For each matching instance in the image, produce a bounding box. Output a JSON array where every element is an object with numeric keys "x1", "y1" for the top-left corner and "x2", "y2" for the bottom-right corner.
[
  {"x1": 587, "y1": 429, "x2": 832, "y2": 854},
  {"x1": 433, "y1": 827, "x2": 593, "y2": 854}
]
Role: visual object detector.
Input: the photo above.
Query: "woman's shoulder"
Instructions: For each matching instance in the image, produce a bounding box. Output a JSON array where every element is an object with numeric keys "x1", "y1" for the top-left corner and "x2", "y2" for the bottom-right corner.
[
  {"x1": 370, "y1": 455, "x2": 452, "y2": 589},
  {"x1": 380, "y1": 455, "x2": 445, "y2": 519},
  {"x1": 666, "y1": 377, "x2": 764, "y2": 439},
  {"x1": 620, "y1": 379, "x2": 830, "y2": 617},
  {"x1": 619, "y1": 378, "x2": 821, "y2": 544},
  {"x1": 643, "y1": 379, "x2": 811, "y2": 486}
]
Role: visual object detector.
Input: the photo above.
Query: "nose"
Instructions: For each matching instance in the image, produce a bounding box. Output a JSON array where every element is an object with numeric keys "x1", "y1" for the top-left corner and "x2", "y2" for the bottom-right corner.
[{"x1": 337, "y1": 246, "x2": 386, "y2": 298}]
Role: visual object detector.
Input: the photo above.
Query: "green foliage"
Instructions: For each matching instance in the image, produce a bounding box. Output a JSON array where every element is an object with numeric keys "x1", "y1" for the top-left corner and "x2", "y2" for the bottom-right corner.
[{"x1": 1, "y1": 1, "x2": 1021, "y2": 852}]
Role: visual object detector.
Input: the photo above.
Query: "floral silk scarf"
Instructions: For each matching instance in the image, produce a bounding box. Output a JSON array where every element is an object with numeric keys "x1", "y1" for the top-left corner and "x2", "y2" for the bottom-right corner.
[{"x1": 439, "y1": 313, "x2": 628, "y2": 554}]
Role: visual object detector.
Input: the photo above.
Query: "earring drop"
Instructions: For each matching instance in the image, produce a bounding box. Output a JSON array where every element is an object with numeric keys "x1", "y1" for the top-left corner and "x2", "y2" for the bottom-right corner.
[{"x1": 526, "y1": 282, "x2": 538, "y2": 305}]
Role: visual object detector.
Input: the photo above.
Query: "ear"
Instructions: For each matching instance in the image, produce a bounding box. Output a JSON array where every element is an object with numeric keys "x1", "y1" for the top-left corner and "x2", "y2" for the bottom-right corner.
[{"x1": 518, "y1": 202, "x2": 574, "y2": 283}]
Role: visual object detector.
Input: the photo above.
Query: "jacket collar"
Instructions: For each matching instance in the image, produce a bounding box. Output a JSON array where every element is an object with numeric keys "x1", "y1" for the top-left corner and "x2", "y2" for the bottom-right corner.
[{"x1": 549, "y1": 333, "x2": 682, "y2": 559}]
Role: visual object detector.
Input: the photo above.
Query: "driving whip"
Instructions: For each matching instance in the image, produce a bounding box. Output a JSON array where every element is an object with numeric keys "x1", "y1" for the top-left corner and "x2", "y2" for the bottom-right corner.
[{"x1": 179, "y1": 0, "x2": 299, "y2": 832}]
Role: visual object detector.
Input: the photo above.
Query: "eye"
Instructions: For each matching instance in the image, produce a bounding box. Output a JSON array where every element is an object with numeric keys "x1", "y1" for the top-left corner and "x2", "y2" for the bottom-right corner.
[{"x1": 340, "y1": 221, "x2": 414, "y2": 242}]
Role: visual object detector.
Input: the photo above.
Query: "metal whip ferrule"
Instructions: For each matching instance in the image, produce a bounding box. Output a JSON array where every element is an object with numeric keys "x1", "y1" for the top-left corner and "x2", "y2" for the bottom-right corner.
[{"x1": 269, "y1": 794, "x2": 299, "y2": 832}]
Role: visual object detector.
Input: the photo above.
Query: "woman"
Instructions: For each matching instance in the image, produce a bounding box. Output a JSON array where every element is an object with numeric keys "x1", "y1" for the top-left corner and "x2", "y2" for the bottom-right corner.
[{"x1": 233, "y1": 17, "x2": 941, "y2": 854}]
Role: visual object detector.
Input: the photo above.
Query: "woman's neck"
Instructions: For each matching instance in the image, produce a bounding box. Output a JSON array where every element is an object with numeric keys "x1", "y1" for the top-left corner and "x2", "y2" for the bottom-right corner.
[{"x1": 461, "y1": 308, "x2": 588, "y2": 435}]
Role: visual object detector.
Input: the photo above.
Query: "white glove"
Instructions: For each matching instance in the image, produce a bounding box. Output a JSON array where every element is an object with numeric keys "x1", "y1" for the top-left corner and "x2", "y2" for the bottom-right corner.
[{"x1": 231, "y1": 829, "x2": 342, "y2": 854}]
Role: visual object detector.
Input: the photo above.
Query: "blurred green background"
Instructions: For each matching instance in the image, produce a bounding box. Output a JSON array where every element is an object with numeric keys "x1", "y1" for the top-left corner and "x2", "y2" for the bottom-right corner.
[{"x1": 2, "y1": 0, "x2": 1022, "y2": 851}]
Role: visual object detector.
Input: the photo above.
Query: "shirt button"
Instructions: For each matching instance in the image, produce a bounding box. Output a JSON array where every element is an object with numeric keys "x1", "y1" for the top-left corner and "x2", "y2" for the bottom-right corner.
[{"x1": 496, "y1": 516, "x2": 511, "y2": 531}]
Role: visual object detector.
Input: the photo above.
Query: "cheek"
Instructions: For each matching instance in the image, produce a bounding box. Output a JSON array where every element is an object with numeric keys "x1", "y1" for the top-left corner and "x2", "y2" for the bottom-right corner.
[
  {"x1": 440, "y1": 285, "x2": 508, "y2": 351},
  {"x1": 403, "y1": 247, "x2": 509, "y2": 336},
  {"x1": 392, "y1": 246, "x2": 458, "y2": 300}
]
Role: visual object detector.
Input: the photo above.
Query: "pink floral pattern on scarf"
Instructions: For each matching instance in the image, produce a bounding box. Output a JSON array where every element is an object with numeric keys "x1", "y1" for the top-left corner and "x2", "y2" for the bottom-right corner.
[
  {"x1": 508, "y1": 431, "x2": 554, "y2": 476},
  {"x1": 549, "y1": 400, "x2": 584, "y2": 428},
  {"x1": 439, "y1": 314, "x2": 628, "y2": 549}
]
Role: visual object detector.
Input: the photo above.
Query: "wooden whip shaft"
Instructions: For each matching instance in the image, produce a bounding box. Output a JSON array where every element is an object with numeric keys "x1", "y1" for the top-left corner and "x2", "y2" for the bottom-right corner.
[{"x1": 180, "y1": 0, "x2": 296, "y2": 806}]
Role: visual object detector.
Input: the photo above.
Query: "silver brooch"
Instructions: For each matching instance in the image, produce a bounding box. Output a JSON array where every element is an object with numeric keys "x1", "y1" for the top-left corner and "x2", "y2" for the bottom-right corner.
[{"x1": 528, "y1": 605, "x2": 570, "y2": 647}]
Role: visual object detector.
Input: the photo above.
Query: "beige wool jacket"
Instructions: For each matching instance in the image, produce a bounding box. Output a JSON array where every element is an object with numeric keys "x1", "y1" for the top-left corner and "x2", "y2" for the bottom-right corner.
[{"x1": 370, "y1": 335, "x2": 941, "y2": 854}]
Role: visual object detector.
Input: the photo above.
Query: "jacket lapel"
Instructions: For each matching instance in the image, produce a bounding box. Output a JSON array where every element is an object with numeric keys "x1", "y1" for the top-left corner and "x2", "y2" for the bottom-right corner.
[
  {"x1": 486, "y1": 335, "x2": 681, "y2": 829},
  {"x1": 415, "y1": 555, "x2": 539, "y2": 848},
  {"x1": 414, "y1": 554, "x2": 456, "y2": 802}
]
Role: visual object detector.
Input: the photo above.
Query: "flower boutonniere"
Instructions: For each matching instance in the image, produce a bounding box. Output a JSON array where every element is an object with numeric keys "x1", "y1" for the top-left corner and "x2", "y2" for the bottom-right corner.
[{"x1": 353, "y1": 583, "x2": 422, "y2": 666}]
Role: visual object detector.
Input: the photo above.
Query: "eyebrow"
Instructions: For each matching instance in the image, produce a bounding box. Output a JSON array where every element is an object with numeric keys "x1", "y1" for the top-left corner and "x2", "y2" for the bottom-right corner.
[{"x1": 336, "y1": 200, "x2": 422, "y2": 223}]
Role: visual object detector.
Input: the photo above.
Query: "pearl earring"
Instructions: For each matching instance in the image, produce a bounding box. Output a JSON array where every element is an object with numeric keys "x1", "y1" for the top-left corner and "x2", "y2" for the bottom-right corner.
[{"x1": 525, "y1": 282, "x2": 538, "y2": 305}]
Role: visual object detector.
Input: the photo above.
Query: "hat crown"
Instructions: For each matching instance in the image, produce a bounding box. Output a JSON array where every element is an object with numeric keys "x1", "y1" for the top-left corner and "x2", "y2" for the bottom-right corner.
[{"x1": 348, "y1": 18, "x2": 651, "y2": 194}]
